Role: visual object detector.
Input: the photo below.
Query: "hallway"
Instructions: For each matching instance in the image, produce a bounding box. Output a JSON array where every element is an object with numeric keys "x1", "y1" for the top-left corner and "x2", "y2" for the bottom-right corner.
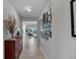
[
  {"x1": 19, "y1": 36, "x2": 45, "y2": 59},
  {"x1": 3, "y1": 0, "x2": 76, "y2": 59}
]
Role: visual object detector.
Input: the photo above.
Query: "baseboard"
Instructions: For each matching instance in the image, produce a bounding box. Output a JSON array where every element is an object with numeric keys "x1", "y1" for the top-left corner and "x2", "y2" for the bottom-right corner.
[{"x1": 40, "y1": 47, "x2": 48, "y2": 59}]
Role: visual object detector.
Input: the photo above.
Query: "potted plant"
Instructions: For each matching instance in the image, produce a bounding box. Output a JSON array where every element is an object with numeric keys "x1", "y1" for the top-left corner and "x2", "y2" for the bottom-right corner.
[{"x1": 4, "y1": 16, "x2": 16, "y2": 38}]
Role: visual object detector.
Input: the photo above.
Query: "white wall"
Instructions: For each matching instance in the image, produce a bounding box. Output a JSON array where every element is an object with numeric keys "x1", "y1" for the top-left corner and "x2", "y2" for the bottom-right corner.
[
  {"x1": 3, "y1": 0, "x2": 21, "y2": 39},
  {"x1": 39, "y1": 0, "x2": 76, "y2": 59},
  {"x1": 37, "y1": 20, "x2": 42, "y2": 47},
  {"x1": 21, "y1": 17, "x2": 38, "y2": 21}
]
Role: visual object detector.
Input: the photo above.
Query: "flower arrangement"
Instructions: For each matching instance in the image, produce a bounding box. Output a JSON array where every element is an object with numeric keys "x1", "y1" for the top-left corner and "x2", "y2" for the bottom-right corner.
[{"x1": 4, "y1": 16, "x2": 16, "y2": 38}]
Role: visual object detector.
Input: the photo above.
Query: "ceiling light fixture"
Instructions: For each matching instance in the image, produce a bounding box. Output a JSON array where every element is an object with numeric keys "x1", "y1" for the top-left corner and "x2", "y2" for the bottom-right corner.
[{"x1": 25, "y1": 7, "x2": 32, "y2": 12}]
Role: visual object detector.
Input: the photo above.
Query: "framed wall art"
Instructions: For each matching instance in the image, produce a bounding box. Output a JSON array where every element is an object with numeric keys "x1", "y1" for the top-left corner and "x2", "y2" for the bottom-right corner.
[
  {"x1": 70, "y1": 0, "x2": 76, "y2": 37},
  {"x1": 41, "y1": 7, "x2": 52, "y2": 40}
]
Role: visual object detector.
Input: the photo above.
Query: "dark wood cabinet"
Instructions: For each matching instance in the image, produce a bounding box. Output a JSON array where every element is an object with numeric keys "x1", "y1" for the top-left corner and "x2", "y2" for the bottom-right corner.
[{"x1": 4, "y1": 37, "x2": 23, "y2": 59}]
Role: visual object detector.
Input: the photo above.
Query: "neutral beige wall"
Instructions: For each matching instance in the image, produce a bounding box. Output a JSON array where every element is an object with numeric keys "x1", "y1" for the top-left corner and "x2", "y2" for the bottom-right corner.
[{"x1": 40, "y1": 0, "x2": 76, "y2": 59}]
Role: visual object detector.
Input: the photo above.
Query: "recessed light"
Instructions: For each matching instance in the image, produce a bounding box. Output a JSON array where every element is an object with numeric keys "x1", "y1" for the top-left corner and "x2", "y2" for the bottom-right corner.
[{"x1": 24, "y1": 7, "x2": 32, "y2": 12}]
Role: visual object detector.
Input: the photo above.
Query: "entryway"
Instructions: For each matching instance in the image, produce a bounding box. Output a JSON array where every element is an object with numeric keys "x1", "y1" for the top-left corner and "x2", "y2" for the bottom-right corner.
[{"x1": 19, "y1": 21, "x2": 45, "y2": 59}]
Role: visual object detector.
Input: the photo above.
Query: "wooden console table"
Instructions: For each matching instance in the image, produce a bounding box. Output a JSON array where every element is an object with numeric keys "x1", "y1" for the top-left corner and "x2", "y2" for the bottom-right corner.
[{"x1": 4, "y1": 37, "x2": 23, "y2": 59}]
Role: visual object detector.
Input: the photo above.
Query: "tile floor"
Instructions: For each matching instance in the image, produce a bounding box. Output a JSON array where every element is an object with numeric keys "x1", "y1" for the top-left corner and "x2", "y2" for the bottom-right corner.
[{"x1": 19, "y1": 36, "x2": 45, "y2": 59}]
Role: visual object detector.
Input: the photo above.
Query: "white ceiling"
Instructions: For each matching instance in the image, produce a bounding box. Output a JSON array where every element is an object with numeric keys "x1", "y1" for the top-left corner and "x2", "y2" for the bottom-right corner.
[{"x1": 10, "y1": 0, "x2": 51, "y2": 18}]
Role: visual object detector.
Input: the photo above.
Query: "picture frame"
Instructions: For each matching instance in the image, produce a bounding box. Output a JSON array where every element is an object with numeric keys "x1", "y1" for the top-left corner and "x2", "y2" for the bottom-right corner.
[
  {"x1": 41, "y1": 7, "x2": 52, "y2": 40},
  {"x1": 70, "y1": 0, "x2": 76, "y2": 37}
]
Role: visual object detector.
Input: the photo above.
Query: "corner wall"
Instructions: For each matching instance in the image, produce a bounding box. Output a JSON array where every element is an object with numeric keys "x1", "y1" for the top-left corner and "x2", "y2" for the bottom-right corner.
[{"x1": 39, "y1": 0, "x2": 76, "y2": 59}]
